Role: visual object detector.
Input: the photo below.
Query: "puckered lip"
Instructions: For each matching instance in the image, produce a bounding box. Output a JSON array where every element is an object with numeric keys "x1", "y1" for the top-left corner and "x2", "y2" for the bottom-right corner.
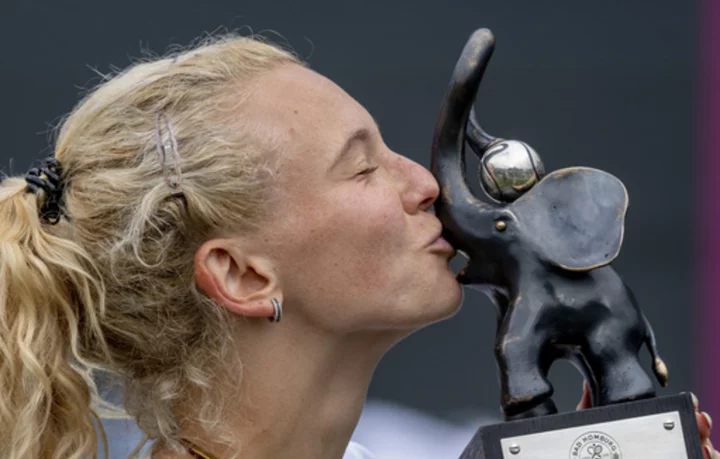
[
  {"x1": 426, "y1": 231, "x2": 456, "y2": 255},
  {"x1": 424, "y1": 226, "x2": 444, "y2": 248}
]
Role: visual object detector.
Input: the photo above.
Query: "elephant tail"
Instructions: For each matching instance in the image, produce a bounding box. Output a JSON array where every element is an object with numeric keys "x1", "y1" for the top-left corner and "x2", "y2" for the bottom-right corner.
[{"x1": 643, "y1": 314, "x2": 669, "y2": 387}]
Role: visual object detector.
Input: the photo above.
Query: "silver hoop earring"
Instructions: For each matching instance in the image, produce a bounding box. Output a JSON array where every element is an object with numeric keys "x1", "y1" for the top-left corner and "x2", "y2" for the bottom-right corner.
[{"x1": 269, "y1": 297, "x2": 282, "y2": 323}]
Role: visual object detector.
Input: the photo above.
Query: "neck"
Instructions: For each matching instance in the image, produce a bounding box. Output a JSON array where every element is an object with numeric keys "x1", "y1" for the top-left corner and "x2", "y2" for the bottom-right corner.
[{"x1": 158, "y1": 319, "x2": 401, "y2": 459}]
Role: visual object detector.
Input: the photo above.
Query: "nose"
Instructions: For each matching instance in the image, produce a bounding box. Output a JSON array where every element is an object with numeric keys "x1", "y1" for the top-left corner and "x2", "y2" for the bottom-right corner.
[{"x1": 392, "y1": 152, "x2": 439, "y2": 214}]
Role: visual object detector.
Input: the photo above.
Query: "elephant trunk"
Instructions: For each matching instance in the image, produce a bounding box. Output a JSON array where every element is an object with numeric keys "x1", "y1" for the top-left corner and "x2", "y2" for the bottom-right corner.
[
  {"x1": 430, "y1": 28, "x2": 499, "y2": 252},
  {"x1": 467, "y1": 107, "x2": 498, "y2": 157}
]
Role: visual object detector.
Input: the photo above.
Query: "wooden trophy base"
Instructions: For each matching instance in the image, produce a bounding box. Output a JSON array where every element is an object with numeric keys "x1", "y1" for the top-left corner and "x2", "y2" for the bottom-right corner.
[{"x1": 459, "y1": 393, "x2": 702, "y2": 459}]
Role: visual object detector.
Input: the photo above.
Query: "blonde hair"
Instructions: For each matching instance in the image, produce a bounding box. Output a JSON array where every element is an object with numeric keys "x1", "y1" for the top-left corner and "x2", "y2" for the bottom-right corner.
[{"x1": 0, "y1": 34, "x2": 301, "y2": 458}]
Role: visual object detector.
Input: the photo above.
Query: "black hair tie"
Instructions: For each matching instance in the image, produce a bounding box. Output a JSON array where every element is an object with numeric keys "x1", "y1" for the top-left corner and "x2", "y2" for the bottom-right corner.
[{"x1": 25, "y1": 156, "x2": 66, "y2": 225}]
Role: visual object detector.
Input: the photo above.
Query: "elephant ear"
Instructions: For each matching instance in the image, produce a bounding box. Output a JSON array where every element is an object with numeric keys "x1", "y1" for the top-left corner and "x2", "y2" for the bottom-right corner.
[{"x1": 511, "y1": 167, "x2": 628, "y2": 271}]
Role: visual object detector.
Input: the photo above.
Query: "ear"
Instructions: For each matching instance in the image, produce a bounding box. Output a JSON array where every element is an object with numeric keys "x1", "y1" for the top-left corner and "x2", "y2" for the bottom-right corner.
[
  {"x1": 193, "y1": 238, "x2": 281, "y2": 319},
  {"x1": 510, "y1": 167, "x2": 628, "y2": 271}
]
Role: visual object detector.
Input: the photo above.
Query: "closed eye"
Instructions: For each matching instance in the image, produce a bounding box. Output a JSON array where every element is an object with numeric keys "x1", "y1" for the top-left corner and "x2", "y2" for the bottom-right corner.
[{"x1": 356, "y1": 165, "x2": 379, "y2": 177}]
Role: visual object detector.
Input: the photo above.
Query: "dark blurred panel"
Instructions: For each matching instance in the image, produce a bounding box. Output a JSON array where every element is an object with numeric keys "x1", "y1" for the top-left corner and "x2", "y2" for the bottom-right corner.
[{"x1": 0, "y1": 0, "x2": 697, "y2": 420}]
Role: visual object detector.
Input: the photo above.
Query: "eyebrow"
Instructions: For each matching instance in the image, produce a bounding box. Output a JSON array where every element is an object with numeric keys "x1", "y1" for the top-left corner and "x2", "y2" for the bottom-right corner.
[{"x1": 328, "y1": 117, "x2": 382, "y2": 172}]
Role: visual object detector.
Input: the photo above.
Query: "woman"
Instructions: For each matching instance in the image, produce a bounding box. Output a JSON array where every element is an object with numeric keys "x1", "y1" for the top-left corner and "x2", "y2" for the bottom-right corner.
[{"x1": 0, "y1": 34, "x2": 715, "y2": 459}]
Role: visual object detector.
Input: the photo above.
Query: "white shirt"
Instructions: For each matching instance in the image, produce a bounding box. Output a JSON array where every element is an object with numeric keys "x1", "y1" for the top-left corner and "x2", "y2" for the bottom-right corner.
[{"x1": 343, "y1": 441, "x2": 376, "y2": 459}]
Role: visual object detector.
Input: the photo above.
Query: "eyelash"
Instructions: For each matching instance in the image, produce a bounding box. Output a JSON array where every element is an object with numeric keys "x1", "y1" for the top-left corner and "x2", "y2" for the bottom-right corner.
[{"x1": 357, "y1": 165, "x2": 379, "y2": 177}]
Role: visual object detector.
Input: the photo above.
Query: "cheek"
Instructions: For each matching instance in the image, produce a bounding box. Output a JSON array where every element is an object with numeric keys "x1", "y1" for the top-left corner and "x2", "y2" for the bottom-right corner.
[
  {"x1": 351, "y1": 194, "x2": 403, "y2": 239},
  {"x1": 293, "y1": 187, "x2": 407, "y2": 291},
  {"x1": 339, "y1": 188, "x2": 406, "y2": 264}
]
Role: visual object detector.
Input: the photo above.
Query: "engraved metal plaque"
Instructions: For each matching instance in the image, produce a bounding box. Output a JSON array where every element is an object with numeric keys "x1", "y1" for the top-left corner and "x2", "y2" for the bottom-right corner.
[{"x1": 500, "y1": 411, "x2": 688, "y2": 459}]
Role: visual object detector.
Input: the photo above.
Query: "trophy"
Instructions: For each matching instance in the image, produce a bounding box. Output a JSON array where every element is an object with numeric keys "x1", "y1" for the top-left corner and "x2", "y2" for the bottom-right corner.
[{"x1": 430, "y1": 28, "x2": 703, "y2": 459}]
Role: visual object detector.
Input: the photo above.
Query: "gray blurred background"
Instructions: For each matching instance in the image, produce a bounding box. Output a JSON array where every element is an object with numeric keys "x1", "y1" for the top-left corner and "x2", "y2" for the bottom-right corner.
[{"x1": 1, "y1": 0, "x2": 698, "y2": 453}]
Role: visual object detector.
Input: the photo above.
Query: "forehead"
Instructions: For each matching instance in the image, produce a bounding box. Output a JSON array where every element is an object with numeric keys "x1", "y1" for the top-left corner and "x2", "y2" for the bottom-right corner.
[{"x1": 245, "y1": 63, "x2": 372, "y2": 156}]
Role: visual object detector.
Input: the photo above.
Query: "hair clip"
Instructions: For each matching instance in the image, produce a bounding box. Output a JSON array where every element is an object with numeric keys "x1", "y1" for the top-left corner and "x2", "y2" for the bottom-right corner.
[{"x1": 155, "y1": 112, "x2": 183, "y2": 192}]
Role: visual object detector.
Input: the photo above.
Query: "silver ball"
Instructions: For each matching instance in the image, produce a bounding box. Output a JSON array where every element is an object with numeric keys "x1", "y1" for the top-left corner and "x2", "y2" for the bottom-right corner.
[{"x1": 479, "y1": 140, "x2": 545, "y2": 202}]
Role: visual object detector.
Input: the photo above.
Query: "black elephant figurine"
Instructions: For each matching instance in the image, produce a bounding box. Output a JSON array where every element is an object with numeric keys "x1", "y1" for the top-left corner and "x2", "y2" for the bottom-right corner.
[{"x1": 430, "y1": 29, "x2": 669, "y2": 420}]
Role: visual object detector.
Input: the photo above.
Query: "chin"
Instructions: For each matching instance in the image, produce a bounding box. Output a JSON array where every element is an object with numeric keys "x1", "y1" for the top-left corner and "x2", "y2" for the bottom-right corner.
[
  {"x1": 438, "y1": 281, "x2": 464, "y2": 318},
  {"x1": 373, "y1": 275, "x2": 463, "y2": 332},
  {"x1": 416, "y1": 278, "x2": 464, "y2": 326}
]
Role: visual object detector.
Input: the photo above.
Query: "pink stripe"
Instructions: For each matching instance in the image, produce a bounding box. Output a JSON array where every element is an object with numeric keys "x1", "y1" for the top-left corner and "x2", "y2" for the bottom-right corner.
[{"x1": 701, "y1": 0, "x2": 720, "y2": 445}]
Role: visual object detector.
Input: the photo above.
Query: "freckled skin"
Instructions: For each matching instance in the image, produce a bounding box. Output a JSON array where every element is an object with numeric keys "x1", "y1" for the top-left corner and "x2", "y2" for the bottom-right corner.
[{"x1": 245, "y1": 64, "x2": 462, "y2": 334}]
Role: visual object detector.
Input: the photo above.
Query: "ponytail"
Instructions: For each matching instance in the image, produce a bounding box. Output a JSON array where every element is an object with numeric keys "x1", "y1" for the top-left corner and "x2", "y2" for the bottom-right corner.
[{"x1": 0, "y1": 177, "x2": 113, "y2": 458}]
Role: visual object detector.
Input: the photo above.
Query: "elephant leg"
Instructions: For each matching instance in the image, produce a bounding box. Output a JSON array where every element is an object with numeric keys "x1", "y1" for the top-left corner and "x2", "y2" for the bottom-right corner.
[
  {"x1": 495, "y1": 329, "x2": 554, "y2": 417},
  {"x1": 585, "y1": 329, "x2": 656, "y2": 406}
]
